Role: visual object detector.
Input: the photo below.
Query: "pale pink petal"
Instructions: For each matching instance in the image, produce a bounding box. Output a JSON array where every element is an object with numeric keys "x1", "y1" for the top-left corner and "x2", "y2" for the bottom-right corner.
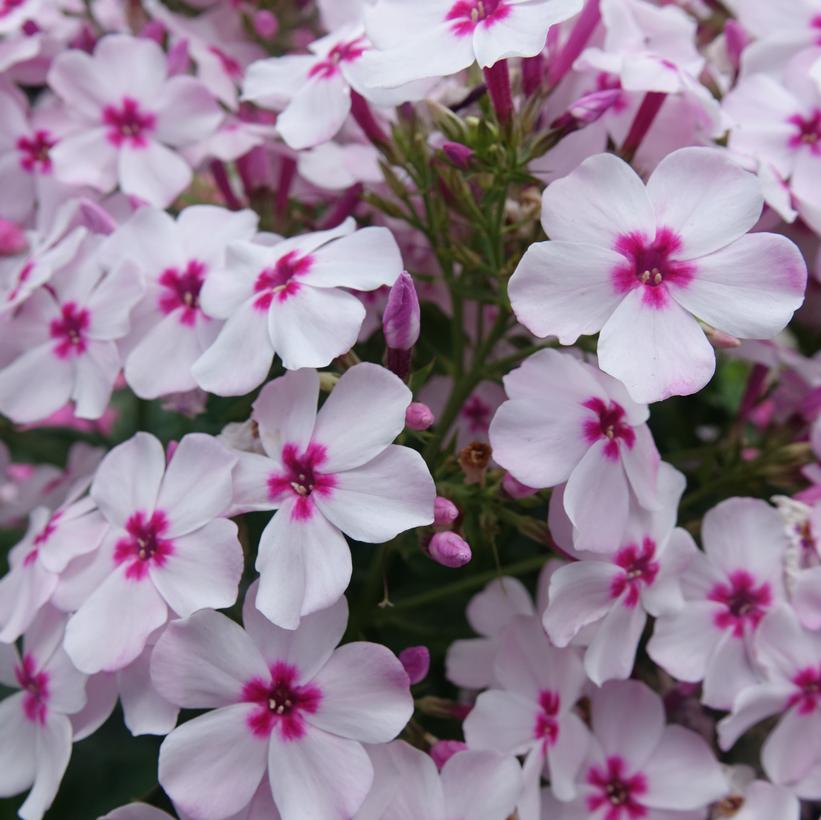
[
  {"x1": 445, "y1": 637, "x2": 498, "y2": 690},
  {"x1": 646, "y1": 147, "x2": 763, "y2": 258},
  {"x1": 46, "y1": 50, "x2": 109, "y2": 116},
  {"x1": 100, "y1": 804, "x2": 174, "y2": 820},
  {"x1": 70, "y1": 341, "x2": 119, "y2": 421},
  {"x1": 315, "y1": 445, "x2": 434, "y2": 542},
  {"x1": 50, "y1": 130, "x2": 119, "y2": 193},
  {"x1": 118, "y1": 141, "x2": 192, "y2": 208},
  {"x1": 508, "y1": 241, "x2": 625, "y2": 344},
  {"x1": 269, "y1": 285, "x2": 365, "y2": 370},
  {"x1": 242, "y1": 55, "x2": 315, "y2": 109},
  {"x1": 792, "y1": 566, "x2": 821, "y2": 630},
  {"x1": 70, "y1": 673, "x2": 117, "y2": 742},
  {"x1": 267, "y1": 726, "x2": 373, "y2": 820},
  {"x1": 19, "y1": 712, "x2": 72, "y2": 820},
  {"x1": 306, "y1": 227, "x2": 402, "y2": 291},
  {"x1": 159, "y1": 704, "x2": 268, "y2": 820},
  {"x1": 598, "y1": 287, "x2": 716, "y2": 404},
  {"x1": 501, "y1": 349, "x2": 605, "y2": 405},
  {"x1": 707, "y1": 638, "x2": 768, "y2": 710},
  {"x1": 151, "y1": 610, "x2": 267, "y2": 709},
  {"x1": 547, "y1": 712, "x2": 590, "y2": 802},
  {"x1": 230, "y1": 451, "x2": 281, "y2": 514},
  {"x1": 86, "y1": 263, "x2": 144, "y2": 340},
  {"x1": 276, "y1": 73, "x2": 351, "y2": 151},
  {"x1": 313, "y1": 363, "x2": 410, "y2": 472},
  {"x1": 647, "y1": 602, "x2": 723, "y2": 683},
  {"x1": 0, "y1": 343, "x2": 74, "y2": 424},
  {"x1": 763, "y1": 708, "x2": 821, "y2": 786},
  {"x1": 0, "y1": 693, "x2": 36, "y2": 797},
  {"x1": 462, "y1": 689, "x2": 537, "y2": 755},
  {"x1": 540, "y1": 152, "x2": 655, "y2": 245},
  {"x1": 154, "y1": 77, "x2": 223, "y2": 146},
  {"x1": 42, "y1": 646, "x2": 87, "y2": 715},
  {"x1": 584, "y1": 600, "x2": 646, "y2": 686},
  {"x1": 252, "y1": 368, "x2": 319, "y2": 459},
  {"x1": 0, "y1": 561, "x2": 58, "y2": 643},
  {"x1": 64, "y1": 567, "x2": 168, "y2": 673},
  {"x1": 118, "y1": 648, "x2": 178, "y2": 736},
  {"x1": 467, "y1": 576, "x2": 535, "y2": 637},
  {"x1": 307, "y1": 643, "x2": 411, "y2": 742},
  {"x1": 717, "y1": 682, "x2": 795, "y2": 751},
  {"x1": 620, "y1": 424, "x2": 661, "y2": 510},
  {"x1": 671, "y1": 234, "x2": 807, "y2": 339},
  {"x1": 91, "y1": 34, "x2": 167, "y2": 99},
  {"x1": 91, "y1": 432, "x2": 165, "y2": 527},
  {"x1": 156, "y1": 434, "x2": 237, "y2": 537},
  {"x1": 441, "y1": 749, "x2": 524, "y2": 820}
]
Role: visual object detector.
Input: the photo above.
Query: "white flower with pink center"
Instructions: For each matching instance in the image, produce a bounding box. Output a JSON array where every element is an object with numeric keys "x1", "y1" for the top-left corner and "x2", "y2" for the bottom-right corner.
[
  {"x1": 231, "y1": 364, "x2": 435, "y2": 629},
  {"x1": 489, "y1": 349, "x2": 660, "y2": 552},
  {"x1": 509, "y1": 147, "x2": 807, "y2": 403},
  {"x1": 62, "y1": 432, "x2": 242, "y2": 674},
  {"x1": 463, "y1": 617, "x2": 589, "y2": 810},
  {"x1": 151, "y1": 584, "x2": 413, "y2": 820},
  {"x1": 102, "y1": 204, "x2": 258, "y2": 399},
  {"x1": 354, "y1": 740, "x2": 523, "y2": 820},
  {"x1": 0, "y1": 240, "x2": 143, "y2": 424},
  {"x1": 46, "y1": 34, "x2": 223, "y2": 207},
  {"x1": 192, "y1": 218, "x2": 403, "y2": 396},
  {"x1": 357, "y1": 0, "x2": 583, "y2": 88},
  {"x1": 544, "y1": 463, "x2": 696, "y2": 685},
  {"x1": 647, "y1": 497, "x2": 790, "y2": 710},
  {"x1": 719, "y1": 605, "x2": 821, "y2": 799},
  {"x1": 545, "y1": 680, "x2": 726, "y2": 819},
  {"x1": 0, "y1": 608, "x2": 88, "y2": 820}
]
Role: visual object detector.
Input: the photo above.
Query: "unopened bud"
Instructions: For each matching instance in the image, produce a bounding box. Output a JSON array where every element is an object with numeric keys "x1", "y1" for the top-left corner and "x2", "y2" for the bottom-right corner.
[
  {"x1": 0, "y1": 219, "x2": 27, "y2": 255},
  {"x1": 724, "y1": 20, "x2": 749, "y2": 72},
  {"x1": 406, "y1": 402, "x2": 434, "y2": 431},
  {"x1": 551, "y1": 88, "x2": 621, "y2": 134},
  {"x1": 253, "y1": 10, "x2": 279, "y2": 39},
  {"x1": 457, "y1": 441, "x2": 492, "y2": 485},
  {"x1": 502, "y1": 472, "x2": 538, "y2": 499},
  {"x1": 433, "y1": 496, "x2": 459, "y2": 527},
  {"x1": 398, "y1": 646, "x2": 430, "y2": 684},
  {"x1": 441, "y1": 141, "x2": 474, "y2": 170},
  {"x1": 430, "y1": 740, "x2": 467, "y2": 769},
  {"x1": 428, "y1": 531, "x2": 472, "y2": 568},
  {"x1": 140, "y1": 20, "x2": 165, "y2": 44},
  {"x1": 383, "y1": 271, "x2": 420, "y2": 381}
]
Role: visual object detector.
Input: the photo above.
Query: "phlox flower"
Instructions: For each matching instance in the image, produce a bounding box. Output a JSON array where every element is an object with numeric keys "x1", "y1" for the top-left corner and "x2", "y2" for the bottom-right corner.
[
  {"x1": 192, "y1": 218, "x2": 403, "y2": 395},
  {"x1": 647, "y1": 497, "x2": 790, "y2": 710},
  {"x1": 63, "y1": 432, "x2": 242, "y2": 673},
  {"x1": 0, "y1": 608, "x2": 88, "y2": 820},
  {"x1": 489, "y1": 349, "x2": 660, "y2": 552},
  {"x1": 354, "y1": 740, "x2": 523, "y2": 820},
  {"x1": 509, "y1": 147, "x2": 807, "y2": 403},
  {"x1": 718, "y1": 605, "x2": 821, "y2": 799},
  {"x1": 47, "y1": 34, "x2": 223, "y2": 207},
  {"x1": 463, "y1": 617, "x2": 589, "y2": 815},
  {"x1": 715, "y1": 765, "x2": 801, "y2": 820},
  {"x1": 102, "y1": 204, "x2": 258, "y2": 399},
  {"x1": 230, "y1": 365, "x2": 435, "y2": 628},
  {"x1": 151, "y1": 585, "x2": 413, "y2": 820},
  {"x1": 543, "y1": 463, "x2": 696, "y2": 685}
]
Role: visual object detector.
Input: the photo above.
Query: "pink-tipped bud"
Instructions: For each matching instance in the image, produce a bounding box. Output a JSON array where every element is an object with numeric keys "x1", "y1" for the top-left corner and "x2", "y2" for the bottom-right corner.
[
  {"x1": 430, "y1": 740, "x2": 467, "y2": 769},
  {"x1": 0, "y1": 219, "x2": 27, "y2": 255},
  {"x1": 433, "y1": 496, "x2": 459, "y2": 527},
  {"x1": 428, "y1": 531, "x2": 472, "y2": 568},
  {"x1": 253, "y1": 10, "x2": 279, "y2": 39},
  {"x1": 724, "y1": 20, "x2": 749, "y2": 72},
  {"x1": 406, "y1": 402, "x2": 434, "y2": 431},
  {"x1": 167, "y1": 38, "x2": 190, "y2": 76},
  {"x1": 551, "y1": 88, "x2": 621, "y2": 134},
  {"x1": 383, "y1": 271, "x2": 420, "y2": 381},
  {"x1": 399, "y1": 646, "x2": 430, "y2": 684},
  {"x1": 502, "y1": 472, "x2": 538, "y2": 499},
  {"x1": 441, "y1": 141, "x2": 474, "y2": 170}
]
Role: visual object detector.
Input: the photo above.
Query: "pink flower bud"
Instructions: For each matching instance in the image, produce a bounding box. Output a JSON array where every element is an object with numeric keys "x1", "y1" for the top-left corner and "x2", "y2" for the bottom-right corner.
[
  {"x1": 398, "y1": 646, "x2": 430, "y2": 684},
  {"x1": 406, "y1": 402, "x2": 434, "y2": 431},
  {"x1": 441, "y1": 141, "x2": 474, "y2": 170},
  {"x1": 551, "y1": 88, "x2": 621, "y2": 133},
  {"x1": 430, "y1": 740, "x2": 467, "y2": 769},
  {"x1": 140, "y1": 20, "x2": 166, "y2": 44},
  {"x1": 253, "y1": 10, "x2": 279, "y2": 39},
  {"x1": 0, "y1": 219, "x2": 27, "y2": 255},
  {"x1": 428, "y1": 532, "x2": 472, "y2": 568},
  {"x1": 724, "y1": 20, "x2": 749, "y2": 72},
  {"x1": 502, "y1": 472, "x2": 538, "y2": 499},
  {"x1": 384, "y1": 271, "x2": 420, "y2": 351},
  {"x1": 433, "y1": 496, "x2": 459, "y2": 527}
]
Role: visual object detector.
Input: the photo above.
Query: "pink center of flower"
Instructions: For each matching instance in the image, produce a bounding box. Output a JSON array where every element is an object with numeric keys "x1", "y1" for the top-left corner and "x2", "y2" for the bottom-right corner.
[
  {"x1": 789, "y1": 667, "x2": 821, "y2": 715},
  {"x1": 114, "y1": 510, "x2": 173, "y2": 581},
  {"x1": 15, "y1": 654, "x2": 49, "y2": 724},
  {"x1": 308, "y1": 37, "x2": 368, "y2": 79},
  {"x1": 787, "y1": 110, "x2": 821, "y2": 155},
  {"x1": 446, "y1": 0, "x2": 511, "y2": 36},
  {"x1": 461, "y1": 394, "x2": 492, "y2": 434},
  {"x1": 610, "y1": 538, "x2": 660, "y2": 607},
  {"x1": 587, "y1": 757, "x2": 648, "y2": 820},
  {"x1": 253, "y1": 251, "x2": 313, "y2": 309},
  {"x1": 17, "y1": 130, "x2": 56, "y2": 173},
  {"x1": 243, "y1": 661, "x2": 322, "y2": 740},
  {"x1": 582, "y1": 397, "x2": 636, "y2": 460},
  {"x1": 533, "y1": 689, "x2": 560, "y2": 747},
  {"x1": 50, "y1": 302, "x2": 90, "y2": 359},
  {"x1": 267, "y1": 442, "x2": 337, "y2": 521},
  {"x1": 158, "y1": 260, "x2": 206, "y2": 325},
  {"x1": 102, "y1": 97, "x2": 156, "y2": 148},
  {"x1": 612, "y1": 228, "x2": 695, "y2": 309},
  {"x1": 708, "y1": 570, "x2": 772, "y2": 637}
]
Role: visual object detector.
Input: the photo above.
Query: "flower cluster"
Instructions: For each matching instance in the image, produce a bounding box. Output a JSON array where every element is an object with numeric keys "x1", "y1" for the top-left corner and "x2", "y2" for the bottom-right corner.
[{"x1": 0, "y1": 0, "x2": 819, "y2": 819}]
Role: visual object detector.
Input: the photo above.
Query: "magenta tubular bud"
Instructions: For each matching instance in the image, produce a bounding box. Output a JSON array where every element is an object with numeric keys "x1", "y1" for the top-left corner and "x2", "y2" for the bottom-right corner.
[
  {"x1": 253, "y1": 10, "x2": 279, "y2": 39},
  {"x1": 399, "y1": 646, "x2": 430, "y2": 685},
  {"x1": 350, "y1": 91, "x2": 390, "y2": 147},
  {"x1": 428, "y1": 532, "x2": 472, "y2": 568},
  {"x1": 383, "y1": 271, "x2": 420, "y2": 381},
  {"x1": 521, "y1": 53, "x2": 544, "y2": 97},
  {"x1": 0, "y1": 219, "x2": 27, "y2": 255},
  {"x1": 482, "y1": 60, "x2": 513, "y2": 126},
  {"x1": 502, "y1": 472, "x2": 538, "y2": 499},
  {"x1": 433, "y1": 496, "x2": 459, "y2": 527},
  {"x1": 724, "y1": 20, "x2": 749, "y2": 72},
  {"x1": 551, "y1": 88, "x2": 622, "y2": 134},
  {"x1": 547, "y1": 0, "x2": 601, "y2": 87},
  {"x1": 140, "y1": 20, "x2": 166, "y2": 44},
  {"x1": 621, "y1": 91, "x2": 666, "y2": 160},
  {"x1": 441, "y1": 141, "x2": 475, "y2": 170},
  {"x1": 430, "y1": 740, "x2": 468, "y2": 769},
  {"x1": 406, "y1": 402, "x2": 435, "y2": 431}
]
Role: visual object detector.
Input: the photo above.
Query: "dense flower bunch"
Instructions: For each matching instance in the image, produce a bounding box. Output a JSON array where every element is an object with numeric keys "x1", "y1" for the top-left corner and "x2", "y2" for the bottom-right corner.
[{"x1": 1, "y1": 0, "x2": 821, "y2": 819}]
